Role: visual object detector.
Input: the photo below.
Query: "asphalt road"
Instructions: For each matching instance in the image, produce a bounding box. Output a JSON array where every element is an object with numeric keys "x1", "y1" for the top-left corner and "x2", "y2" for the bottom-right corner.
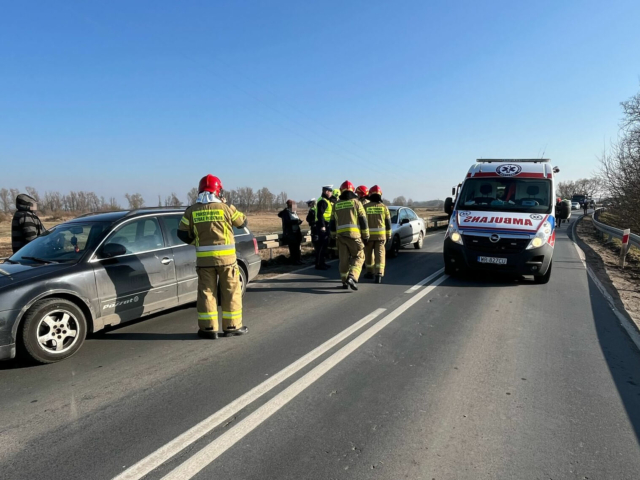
[{"x1": 1, "y1": 215, "x2": 639, "y2": 479}]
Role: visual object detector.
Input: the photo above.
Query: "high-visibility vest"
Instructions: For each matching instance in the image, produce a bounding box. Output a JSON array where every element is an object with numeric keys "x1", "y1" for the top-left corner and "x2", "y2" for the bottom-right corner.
[{"x1": 315, "y1": 197, "x2": 332, "y2": 222}]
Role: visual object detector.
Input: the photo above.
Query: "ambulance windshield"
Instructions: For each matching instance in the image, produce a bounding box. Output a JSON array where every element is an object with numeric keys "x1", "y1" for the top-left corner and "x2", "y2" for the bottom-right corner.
[{"x1": 457, "y1": 178, "x2": 552, "y2": 214}]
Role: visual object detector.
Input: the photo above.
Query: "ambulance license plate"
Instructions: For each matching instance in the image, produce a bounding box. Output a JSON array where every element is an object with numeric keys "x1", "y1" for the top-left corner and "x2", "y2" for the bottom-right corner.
[{"x1": 477, "y1": 256, "x2": 507, "y2": 265}]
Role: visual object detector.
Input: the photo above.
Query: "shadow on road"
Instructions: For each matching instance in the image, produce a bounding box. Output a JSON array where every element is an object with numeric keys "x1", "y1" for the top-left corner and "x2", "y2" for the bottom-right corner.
[
  {"x1": 588, "y1": 274, "x2": 640, "y2": 444},
  {"x1": 93, "y1": 332, "x2": 199, "y2": 341}
]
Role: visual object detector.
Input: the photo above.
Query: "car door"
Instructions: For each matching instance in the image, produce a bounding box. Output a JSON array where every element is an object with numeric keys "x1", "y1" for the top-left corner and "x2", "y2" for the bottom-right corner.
[
  {"x1": 405, "y1": 209, "x2": 421, "y2": 243},
  {"x1": 397, "y1": 208, "x2": 413, "y2": 245},
  {"x1": 93, "y1": 216, "x2": 178, "y2": 325},
  {"x1": 159, "y1": 214, "x2": 197, "y2": 305}
]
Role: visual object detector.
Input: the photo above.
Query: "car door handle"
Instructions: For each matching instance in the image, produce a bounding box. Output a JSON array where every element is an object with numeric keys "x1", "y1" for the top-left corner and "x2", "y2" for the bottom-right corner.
[{"x1": 161, "y1": 257, "x2": 174, "y2": 265}]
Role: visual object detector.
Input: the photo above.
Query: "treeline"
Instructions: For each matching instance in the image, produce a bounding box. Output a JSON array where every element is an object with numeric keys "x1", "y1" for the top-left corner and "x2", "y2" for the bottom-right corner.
[
  {"x1": 0, "y1": 183, "x2": 445, "y2": 221},
  {"x1": 556, "y1": 177, "x2": 605, "y2": 201}
]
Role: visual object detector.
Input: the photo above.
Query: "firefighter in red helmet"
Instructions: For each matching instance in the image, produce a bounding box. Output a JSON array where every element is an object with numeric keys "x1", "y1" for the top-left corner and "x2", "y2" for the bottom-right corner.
[
  {"x1": 330, "y1": 180, "x2": 369, "y2": 290},
  {"x1": 355, "y1": 185, "x2": 370, "y2": 206},
  {"x1": 178, "y1": 174, "x2": 248, "y2": 339},
  {"x1": 364, "y1": 185, "x2": 391, "y2": 283}
]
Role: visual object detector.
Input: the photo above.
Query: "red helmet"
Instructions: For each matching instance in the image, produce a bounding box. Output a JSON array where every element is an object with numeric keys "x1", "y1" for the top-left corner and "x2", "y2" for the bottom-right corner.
[
  {"x1": 340, "y1": 180, "x2": 355, "y2": 193},
  {"x1": 369, "y1": 185, "x2": 382, "y2": 196},
  {"x1": 355, "y1": 185, "x2": 369, "y2": 199},
  {"x1": 198, "y1": 174, "x2": 223, "y2": 195}
]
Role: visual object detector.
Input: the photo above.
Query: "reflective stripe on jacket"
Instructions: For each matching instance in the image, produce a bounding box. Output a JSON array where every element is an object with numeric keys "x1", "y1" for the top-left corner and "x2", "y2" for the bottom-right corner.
[
  {"x1": 365, "y1": 202, "x2": 392, "y2": 240},
  {"x1": 178, "y1": 202, "x2": 246, "y2": 267},
  {"x1": 331, "y1": 198, "x2": 369, "y2": 239}
]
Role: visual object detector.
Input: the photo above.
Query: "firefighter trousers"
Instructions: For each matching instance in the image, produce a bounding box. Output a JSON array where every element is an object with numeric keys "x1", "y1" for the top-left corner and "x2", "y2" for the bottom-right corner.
[
  {"x1": 196, "y1": 263, "x2": 243, "y2": 332},
  {"x1": 365, "y1": 239, "x2": 386, "y2": 276},
  {"x1": 337, "y1": 236, "x2": 365, "y2": 283}
]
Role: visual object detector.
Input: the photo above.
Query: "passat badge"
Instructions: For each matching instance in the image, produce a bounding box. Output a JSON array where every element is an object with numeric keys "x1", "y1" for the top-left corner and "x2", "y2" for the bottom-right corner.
[{"x1": 496, "y1": 164, "x2": 522, "y2": 177}]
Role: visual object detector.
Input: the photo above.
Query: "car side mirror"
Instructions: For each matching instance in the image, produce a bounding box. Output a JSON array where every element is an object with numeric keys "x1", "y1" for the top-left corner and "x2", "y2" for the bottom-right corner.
[
  {"x1": 451, "y1": 187, "x2": 456, "y2": 195},
  {"x1": 444, "y1": 197, "x2": 454, "y2": 215},
  {"x1": 400, "y1": 218, "x2": 410, "y2": 225},
  {"x1": 101, "y1": 243, "x2": 127, "y2": 258}
]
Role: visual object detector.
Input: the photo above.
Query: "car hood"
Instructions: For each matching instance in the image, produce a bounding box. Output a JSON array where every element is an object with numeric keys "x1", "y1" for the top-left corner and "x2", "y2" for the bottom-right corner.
[
  {"x1": 456, "y1": 210, "x2": 549, "y2": 235},
  {"x1": 0, "y1": 262, "x2": 75, "y2": 291}
]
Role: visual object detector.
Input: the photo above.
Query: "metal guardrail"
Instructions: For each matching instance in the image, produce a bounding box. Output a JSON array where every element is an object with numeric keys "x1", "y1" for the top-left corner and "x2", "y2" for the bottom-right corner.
[
  {"x1": 592, "y1": 208, "x2": 640, "y2": 250},
  {"x1": 254, "y1": 215, "x2": 450, "y2": 251}
]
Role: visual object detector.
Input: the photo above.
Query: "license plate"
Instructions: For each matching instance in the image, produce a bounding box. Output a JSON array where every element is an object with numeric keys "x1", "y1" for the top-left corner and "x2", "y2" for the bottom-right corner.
[{"x1": 477, "y1": 256, "x2": 507, "y2": 265}]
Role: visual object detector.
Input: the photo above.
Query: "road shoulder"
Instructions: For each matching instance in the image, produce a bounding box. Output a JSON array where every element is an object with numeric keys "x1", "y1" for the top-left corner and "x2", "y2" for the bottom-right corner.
[{"x1": 574, "y1": 214, "x2": 640, "y2": 335}]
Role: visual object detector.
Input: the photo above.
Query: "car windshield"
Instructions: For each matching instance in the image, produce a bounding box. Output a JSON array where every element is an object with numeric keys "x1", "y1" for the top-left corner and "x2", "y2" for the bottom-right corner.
[
  {"x1": 457, "y1": 178, "x2": 552, "y2": 214},
  {"x1": 389, "y1": 209, "x2": 399, "y2": 224},
  {"x1": 10, "y1": 222, "x2": 110, "y2": 264}
]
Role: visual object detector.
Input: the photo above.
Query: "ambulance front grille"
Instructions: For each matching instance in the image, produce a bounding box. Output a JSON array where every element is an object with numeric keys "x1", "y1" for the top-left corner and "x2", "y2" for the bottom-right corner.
[{"x1": 462, "y1": 234, "x2": 529, "y2": 254}]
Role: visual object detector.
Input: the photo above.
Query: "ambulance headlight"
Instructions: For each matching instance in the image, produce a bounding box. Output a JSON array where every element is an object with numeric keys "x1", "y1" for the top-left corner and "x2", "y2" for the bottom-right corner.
[
  {"x1": 527, "y1": 221, "x2": 552, "y2": 250},
  {"x1": 445, "y1": 222, "x2": 463, "y2": 245}
]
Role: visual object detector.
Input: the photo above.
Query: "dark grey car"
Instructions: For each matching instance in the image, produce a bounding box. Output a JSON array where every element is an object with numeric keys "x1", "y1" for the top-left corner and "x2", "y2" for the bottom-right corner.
[{"x1": 0, "y1": 208, "x2": 261, "y2": 363}]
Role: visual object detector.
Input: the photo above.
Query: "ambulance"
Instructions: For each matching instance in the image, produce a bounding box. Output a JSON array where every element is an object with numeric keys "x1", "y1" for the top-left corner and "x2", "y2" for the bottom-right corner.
[{"x1": 443, "y1": 159, "x2": 568, "y2": 284}]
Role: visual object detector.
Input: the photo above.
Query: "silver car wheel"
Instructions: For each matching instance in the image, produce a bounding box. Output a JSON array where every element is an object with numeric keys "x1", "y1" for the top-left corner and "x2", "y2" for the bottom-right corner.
[{"x1": 36, "y1": 310, "x2": 80, "y2": 354}]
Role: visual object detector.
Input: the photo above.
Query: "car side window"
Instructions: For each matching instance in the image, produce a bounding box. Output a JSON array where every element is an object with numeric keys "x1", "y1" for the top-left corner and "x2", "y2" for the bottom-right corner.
[
  {"x1": 398, "y1": 209, "x2": 409, "y2": 223},
  {"x1": 103, "y1": 217, "x2": 164, "y2": 255},
  {"x1": 406, "y1": 209, "x2": 418, "y2": 221},
  {"x1": 160, "y1": 215, "x2": 184, "y2": 247}
]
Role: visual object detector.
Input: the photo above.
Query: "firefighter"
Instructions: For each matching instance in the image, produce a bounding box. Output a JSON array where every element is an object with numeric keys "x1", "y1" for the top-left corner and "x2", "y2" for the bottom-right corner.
[
  {"x1": 315, "y1": 185, "x2": 333, "y2": 270},
  {"x1": 355, "y1": 185, "x2": 370, "y2": 206},
  {"x1": 330, "y1": 181, "x2": 369, "y2": 290},
  {"x1": 363, "y1": 185, "x2": 391, "y2": 284},
  {"x1": 178, "y1": 174, "x2": 249, "y2": 339}
]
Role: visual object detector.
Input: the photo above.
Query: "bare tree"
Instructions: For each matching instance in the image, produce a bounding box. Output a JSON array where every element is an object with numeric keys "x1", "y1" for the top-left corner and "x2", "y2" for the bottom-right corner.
[
  {"x1": 392, "y1": 196, "x2": 406, "y2": 206},
  {"x1": 256, "y1": 187, "x2": 275, "y2": 211},
  {"x1": 0, "y1": 188, "x2": 10, "y2": 213},
  {"x1": 164, "y1": 193, "x2": 182, "y2": 207},
  {"x1": 187, "y1": 187, "x2": 198, "y2": 205},
  {"x1": 236, "y1": 187, "x2": 255, "y2": 212},
  {"x1": 599, "y1": 86, "x2": 640, "y2": 231},
  {"x1": 125, "y1": 193, "x2": 145, "y2": 209}
]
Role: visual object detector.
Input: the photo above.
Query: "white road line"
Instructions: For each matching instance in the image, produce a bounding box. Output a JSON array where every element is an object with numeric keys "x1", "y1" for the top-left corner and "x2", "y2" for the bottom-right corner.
[
  {"x1": 161, "y1": 274, "x2": 448, "y2": 480},
  {"x1": 113, "y1": 308, "x2": 385, "y2": 480},
  {"x1": 405, "y1": 268, "x2": 445, "y2": 293}
]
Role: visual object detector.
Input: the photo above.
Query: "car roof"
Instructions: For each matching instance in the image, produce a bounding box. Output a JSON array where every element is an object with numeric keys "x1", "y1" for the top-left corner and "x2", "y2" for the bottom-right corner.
[{"x1": 67, "y1": 208, "x2": 186, "y2": 223}]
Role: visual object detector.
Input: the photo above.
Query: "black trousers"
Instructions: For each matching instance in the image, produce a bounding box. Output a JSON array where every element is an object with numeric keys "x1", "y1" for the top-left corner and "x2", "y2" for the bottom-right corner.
[
  {"x1": 288, "y1": 232, "x2": 302, "y2": 263},
  {"x1": 315, "y1": 231, "x2": 329, "y2": 266}
]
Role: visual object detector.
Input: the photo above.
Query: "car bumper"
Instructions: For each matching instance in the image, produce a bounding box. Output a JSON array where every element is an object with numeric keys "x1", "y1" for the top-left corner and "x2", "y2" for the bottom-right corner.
[
  {"x1": 443, "y1": 238, "x2": 553, "y2": 276},
  {"x1": 0, "y1": 309, "x2": 20, "y2": 360},
  {"x1": 246, "y1": 258, "x2": 261, "y2": 282}
]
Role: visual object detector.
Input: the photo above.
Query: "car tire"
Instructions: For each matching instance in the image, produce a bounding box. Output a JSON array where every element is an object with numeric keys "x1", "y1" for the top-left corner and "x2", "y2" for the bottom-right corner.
[
  {"x1": 238, "y1": 263, "x2": 248, "y2": 295},
  {"x1": 21, "y1": 298, "x2": 87, "y2": 364},
  {"x1": 534, "y1": 261, "x2": 552, "y2": 284},
  {"x1": 414, "y1": 231, "x2": 424, "y2": 249},
  {"x1": 389, "y1": 236, "x2": 400, "y2": 258}
]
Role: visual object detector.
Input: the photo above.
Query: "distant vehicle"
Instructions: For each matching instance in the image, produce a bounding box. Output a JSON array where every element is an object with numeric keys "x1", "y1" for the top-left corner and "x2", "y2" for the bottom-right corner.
[
  {"x1": 571, "y1": 194, "x2": 589, "y2": 207},
  {"x1": 571, "y1": 202, "x2": 580, "y2": 210},
  {"x1": 386, "y1": 207, "x2": 426, "y2": 257},
  {"x1": 0, "y1": 208, "x2": 261, "y2": 364},
  {"x1": 443, "y1": 159, "x2": 566, "y2": 283}
]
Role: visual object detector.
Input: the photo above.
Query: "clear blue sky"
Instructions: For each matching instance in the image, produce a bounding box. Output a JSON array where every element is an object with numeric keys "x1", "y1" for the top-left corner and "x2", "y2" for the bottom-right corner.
[{"x1": 1, "y1": 0, "x2": 639, "y2": 205}]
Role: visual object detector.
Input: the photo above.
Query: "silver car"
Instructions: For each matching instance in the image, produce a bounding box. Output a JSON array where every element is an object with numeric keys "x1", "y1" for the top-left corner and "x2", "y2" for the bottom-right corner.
[{"x1": 386, "y1": 207, "x2": 426, "y2": 257}]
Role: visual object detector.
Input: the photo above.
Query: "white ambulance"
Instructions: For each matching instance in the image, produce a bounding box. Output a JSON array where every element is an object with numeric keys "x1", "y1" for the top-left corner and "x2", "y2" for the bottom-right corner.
[{"x1": 443, "y1": 159, "x2": 568, "y2": 284}]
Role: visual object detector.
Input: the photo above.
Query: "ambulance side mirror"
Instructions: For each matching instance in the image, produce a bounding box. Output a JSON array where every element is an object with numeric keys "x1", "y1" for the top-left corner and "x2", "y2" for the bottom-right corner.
[
  {"x1": 451, "y1": 187, "x2": 456, "y2": 195},
  {"x1": 444, "y1": 197, "x2": 454, "y2": 216}
]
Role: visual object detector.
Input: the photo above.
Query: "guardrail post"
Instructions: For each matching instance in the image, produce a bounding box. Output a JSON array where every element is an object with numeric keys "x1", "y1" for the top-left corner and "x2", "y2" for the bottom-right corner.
[{"x1": 620, "y1": 229, "x2": 630, "y2": 268}]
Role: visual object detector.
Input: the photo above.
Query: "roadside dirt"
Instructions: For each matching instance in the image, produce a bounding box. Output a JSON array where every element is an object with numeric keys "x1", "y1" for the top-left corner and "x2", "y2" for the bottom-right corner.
[{"x1": 575, "y1": 215, "x2": 640, "y2": 332}]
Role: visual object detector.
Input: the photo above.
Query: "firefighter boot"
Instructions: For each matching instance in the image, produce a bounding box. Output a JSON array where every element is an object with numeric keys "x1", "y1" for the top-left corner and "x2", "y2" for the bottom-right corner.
[
  {"x1": 375, "y1": 274, "x2": 382, "y2": 284},
  {"x1": 198, "y1": 329, "x2": 219, "y2": 340},
  {"x1": 225, "y1": 326, "x2": 249, "y2": 337},
  {"x1": 347, "y1": 276, "x2": 358, "y2": 291}
]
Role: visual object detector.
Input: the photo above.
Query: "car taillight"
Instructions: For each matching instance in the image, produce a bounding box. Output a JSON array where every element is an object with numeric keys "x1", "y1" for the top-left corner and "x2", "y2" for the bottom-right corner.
[{"x1": 253, "y1": 238, "x2": 259, "y2": 255}]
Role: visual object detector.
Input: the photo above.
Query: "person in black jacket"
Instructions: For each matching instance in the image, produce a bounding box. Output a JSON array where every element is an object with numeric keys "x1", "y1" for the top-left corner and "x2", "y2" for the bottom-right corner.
[
  {"x1": 11, "y1": 194, "x2": 46, "y2": 253},
  {"x1": 278, "y1": 200, "x2": 304, "y2": 265},
  {"x1": 315, "y1": 185, "x2": 333, "y2": 270}
]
